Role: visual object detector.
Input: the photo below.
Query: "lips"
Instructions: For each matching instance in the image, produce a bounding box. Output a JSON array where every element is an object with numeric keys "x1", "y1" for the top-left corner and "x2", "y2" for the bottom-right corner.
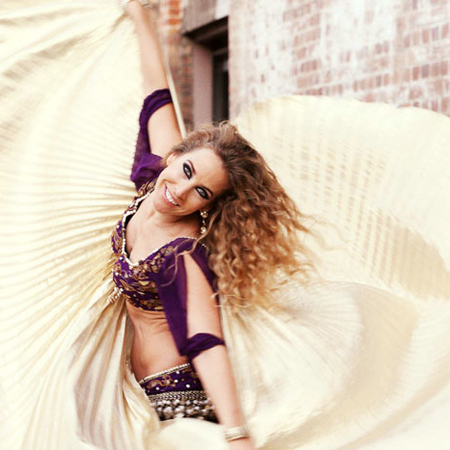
[{"x1": 164, "y1": 186, "x2": 180, "y2": 207}]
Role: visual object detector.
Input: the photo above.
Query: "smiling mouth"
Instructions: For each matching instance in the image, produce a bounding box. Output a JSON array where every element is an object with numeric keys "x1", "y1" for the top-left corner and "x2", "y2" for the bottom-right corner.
[{"x1": 165, "y1": 186, "x2": 180, "y2": 206}]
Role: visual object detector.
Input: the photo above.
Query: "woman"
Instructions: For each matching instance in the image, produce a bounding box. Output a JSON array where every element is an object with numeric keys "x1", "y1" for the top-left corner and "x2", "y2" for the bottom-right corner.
[
  {"x1": 114, "y1": 1, "x2": 315, "y2": 446},
  {"x1": 2, "y1": 2, "x2": 450, "y2": 449}
]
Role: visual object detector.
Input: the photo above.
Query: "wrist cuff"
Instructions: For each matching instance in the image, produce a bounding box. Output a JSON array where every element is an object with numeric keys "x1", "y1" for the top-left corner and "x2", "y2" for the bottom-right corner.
[{"x1": 224, "y1": 424, "x2": 250, "y2": 442}]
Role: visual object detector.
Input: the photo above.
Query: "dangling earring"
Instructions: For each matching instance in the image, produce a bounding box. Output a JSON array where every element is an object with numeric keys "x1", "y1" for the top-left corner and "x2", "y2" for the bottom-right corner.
[{"x1": 200, "y1": 210, "x2": 209, "y2": 236}]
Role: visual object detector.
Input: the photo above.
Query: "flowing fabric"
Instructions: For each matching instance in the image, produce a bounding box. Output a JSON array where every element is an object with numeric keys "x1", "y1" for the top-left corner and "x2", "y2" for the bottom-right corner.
[{"x1": 1, "y1": 1, "x2": 450, "y2": 449}]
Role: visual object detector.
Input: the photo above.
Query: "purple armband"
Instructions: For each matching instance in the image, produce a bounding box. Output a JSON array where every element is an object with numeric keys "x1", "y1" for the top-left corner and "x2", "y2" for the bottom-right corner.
[
  {"x1": 131, "y1": 89, "x2": 173, "y2": 190},
  {"x1": 183, "y1": 333, "x2": 225, "y2": 360}
]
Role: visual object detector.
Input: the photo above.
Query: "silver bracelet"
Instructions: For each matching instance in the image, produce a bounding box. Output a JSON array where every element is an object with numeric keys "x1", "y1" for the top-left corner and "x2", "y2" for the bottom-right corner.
[
  {"x1": 120, "y1": 0, "x2": 151, "y2": 10},
  {"x1": 224, "y1": 424, "x2": 250, "y2": 442}
]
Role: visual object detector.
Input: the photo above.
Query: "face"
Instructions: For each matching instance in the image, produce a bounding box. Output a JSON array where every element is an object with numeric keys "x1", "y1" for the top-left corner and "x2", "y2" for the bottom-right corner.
[{"x1": 152, "y1": 147, "x2": 230, "y2": 217}]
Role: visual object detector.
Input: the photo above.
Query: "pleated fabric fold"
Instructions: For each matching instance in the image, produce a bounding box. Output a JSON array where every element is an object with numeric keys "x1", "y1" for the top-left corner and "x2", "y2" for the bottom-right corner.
[{"x1": 1, "y1": 1, "x2": 450, "y2": 449}]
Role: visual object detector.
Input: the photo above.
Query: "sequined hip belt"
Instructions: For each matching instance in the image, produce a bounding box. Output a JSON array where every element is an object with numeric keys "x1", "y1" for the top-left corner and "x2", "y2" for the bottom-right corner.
[{"x1": 138, "y1": 362, "x2": 217, "y2": 422}]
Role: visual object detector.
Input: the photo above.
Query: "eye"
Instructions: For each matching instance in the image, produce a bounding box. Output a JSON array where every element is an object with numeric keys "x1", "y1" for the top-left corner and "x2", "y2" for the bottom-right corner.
[
  {"x1": 183, "y1": 162, "x2": 192, "y2": 178},
  {"x1": 196, "y1": 187, "x2": 209, "y2": 200},
  {"x1": 183, "y1": 161, "x2": 210, "y2": 200}
]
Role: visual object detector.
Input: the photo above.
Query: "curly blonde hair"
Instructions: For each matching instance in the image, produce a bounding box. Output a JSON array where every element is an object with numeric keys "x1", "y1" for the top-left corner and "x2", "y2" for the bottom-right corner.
[{"x1": 164, "y1": 121, "x2": 318, "y2": 310}]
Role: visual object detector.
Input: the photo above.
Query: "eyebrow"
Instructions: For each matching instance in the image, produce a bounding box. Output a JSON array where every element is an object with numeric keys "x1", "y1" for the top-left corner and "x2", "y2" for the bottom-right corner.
[{"x1": 187, "y1": 159, "x2": 214, "y2": 197}]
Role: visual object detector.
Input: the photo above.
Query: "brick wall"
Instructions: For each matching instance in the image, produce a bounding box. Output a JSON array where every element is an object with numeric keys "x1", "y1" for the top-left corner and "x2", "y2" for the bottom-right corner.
[
  {"x1": 158, "y1": 0, "x2": 194, "y2": 130},
  {"x1": 229, "y1": 0, "x2": 450, "y2": 119}
]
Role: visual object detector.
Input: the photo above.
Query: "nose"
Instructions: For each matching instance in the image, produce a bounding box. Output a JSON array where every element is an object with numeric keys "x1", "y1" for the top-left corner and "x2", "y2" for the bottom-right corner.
[{"x1": 173, "y1": 180, "x2": 192, "y2": 199}]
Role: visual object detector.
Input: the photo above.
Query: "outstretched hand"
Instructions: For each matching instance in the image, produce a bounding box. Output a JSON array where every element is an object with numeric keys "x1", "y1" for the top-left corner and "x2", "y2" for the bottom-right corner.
[{"x1": 122, "y1": 0, "x2": 155, "y2": 21}]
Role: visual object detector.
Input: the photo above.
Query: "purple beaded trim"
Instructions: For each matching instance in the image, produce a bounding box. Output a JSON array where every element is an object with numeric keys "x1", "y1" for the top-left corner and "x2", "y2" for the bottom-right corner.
[{"x1": 139, "y1": 363, "x2": 217, "y2": 422}]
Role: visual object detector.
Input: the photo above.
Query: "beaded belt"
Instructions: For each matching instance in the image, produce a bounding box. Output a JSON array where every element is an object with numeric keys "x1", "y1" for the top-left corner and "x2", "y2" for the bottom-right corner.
[{"x1": 139, "y1": 363, "x2": 217, "y2": 422}]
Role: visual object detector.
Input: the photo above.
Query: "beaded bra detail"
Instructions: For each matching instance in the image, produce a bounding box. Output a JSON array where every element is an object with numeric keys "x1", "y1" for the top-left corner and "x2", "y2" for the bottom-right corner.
[{"x1": 110, "y1": 179, "x2": 197, "y2": 312}]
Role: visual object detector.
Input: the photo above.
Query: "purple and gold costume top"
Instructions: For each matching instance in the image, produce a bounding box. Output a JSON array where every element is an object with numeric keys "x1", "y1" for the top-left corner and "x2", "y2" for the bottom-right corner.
[{"x1": 111, "y1": 89, "x2": 225, "y2": 361}]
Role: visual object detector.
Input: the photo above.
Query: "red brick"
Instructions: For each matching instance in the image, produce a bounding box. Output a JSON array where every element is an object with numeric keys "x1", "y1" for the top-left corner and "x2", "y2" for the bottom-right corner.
[
  {"x1": 442, "y1": 23, "x2": 449, "y2": 38},
  {"x1": 431, "y1": 62, "x2": 440, "y2": 76},
  {"x1": 442, "y1": 61, "x2": 448, "y2": 75},
  {"x1": 166, "y1": 18, "x2": 181, "y2": 26},
  {"x1": 412, "y1": 66, "x2": 420, "y2": 80},
  {"x1": 434, "y1": 79, "x2": 444, "y2": 95},
  {"x1": 422, "y1": 28, "x2": 430, "y2": 43},
  {"x1": 431, "y1": 26, "x2": 439, "y2": 40},
  {"x1": 168, "y1": 7, "x2": 180, "y2": 16},
  {"x1": 380, "y1": 56, "x2": 389, "y2": 69},
  {"x1": 421, "y1": 64, "x2": 430, "y2": 78},
  {"x1": 310, "y1": 14, "x2": 320, "y2": 26}
]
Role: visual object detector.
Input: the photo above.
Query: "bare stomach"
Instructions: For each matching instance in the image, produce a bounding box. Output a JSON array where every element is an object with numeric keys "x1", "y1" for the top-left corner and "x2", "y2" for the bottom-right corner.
[{"x1": 126, "y1": 302, "x2": 188, "y2": 382}]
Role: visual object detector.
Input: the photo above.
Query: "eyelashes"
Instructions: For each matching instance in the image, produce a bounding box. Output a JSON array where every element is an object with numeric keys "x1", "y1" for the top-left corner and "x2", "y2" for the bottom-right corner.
[
  {"x1": 183, "y1": 162, "x2": 192, "y2": 178},
  {"x1": 183, "y1": 162, "x2": 209, "y2": 199}
]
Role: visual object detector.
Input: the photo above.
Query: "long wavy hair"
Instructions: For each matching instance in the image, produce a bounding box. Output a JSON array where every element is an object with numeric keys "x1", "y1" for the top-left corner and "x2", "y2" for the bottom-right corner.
[{"x1": 163, "y1": 121, "x2": 319, "y2": 310}]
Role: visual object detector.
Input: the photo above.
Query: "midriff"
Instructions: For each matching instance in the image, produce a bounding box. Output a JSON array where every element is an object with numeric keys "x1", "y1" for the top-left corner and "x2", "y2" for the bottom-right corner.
[{"x1": 126, "y1": 302, "x2": 188, "y2": 381}]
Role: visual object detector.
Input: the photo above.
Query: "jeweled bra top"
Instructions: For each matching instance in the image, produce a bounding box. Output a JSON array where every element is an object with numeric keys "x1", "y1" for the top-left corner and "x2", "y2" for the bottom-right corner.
[{"x1": 111, "y1": 178, "x2": 199, "y2": 312}]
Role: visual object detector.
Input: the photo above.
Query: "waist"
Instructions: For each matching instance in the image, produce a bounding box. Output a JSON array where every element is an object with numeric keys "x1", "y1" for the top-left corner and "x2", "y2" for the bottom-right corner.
[
  {"x1": 138, "y1": 362, "x2": 218, "y2": 422},
  {"x1": 138, "y1": 362, "x2": 202, "y2": 394},
  {"x1": 128, "y1": 311, "x2": 186, "y2": 381}
]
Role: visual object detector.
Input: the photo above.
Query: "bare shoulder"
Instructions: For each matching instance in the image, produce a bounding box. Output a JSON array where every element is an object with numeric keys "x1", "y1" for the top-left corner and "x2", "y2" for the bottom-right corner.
[{"x1": 183, "y1": 253, "x2": 214, "y2": 298}]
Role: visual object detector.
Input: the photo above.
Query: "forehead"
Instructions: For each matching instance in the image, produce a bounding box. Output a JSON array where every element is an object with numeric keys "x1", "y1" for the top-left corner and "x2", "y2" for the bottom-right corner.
[{"x1": 181, "y1": 147, "x2": 229, "y2": 192}]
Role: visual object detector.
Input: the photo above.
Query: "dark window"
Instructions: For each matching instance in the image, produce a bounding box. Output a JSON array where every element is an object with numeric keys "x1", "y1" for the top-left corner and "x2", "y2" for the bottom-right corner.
[
  {"x1": 186, "y1": 17, "x2": 229, "y2": 122},
  {"x1": 212, "y1": 49, "x2": 229, "y2": 122}
]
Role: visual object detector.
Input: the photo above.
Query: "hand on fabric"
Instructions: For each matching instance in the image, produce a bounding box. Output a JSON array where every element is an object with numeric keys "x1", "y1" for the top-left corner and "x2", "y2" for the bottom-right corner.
[
  {"x1": 123, "y1": 1, "x2": 144, "y2": 18},
  {"x1": 228, "y1": 438, "x2": 256, "y2": 450},
  {"x1": 124, "y1": 0, "x2": 155, "y2": 21}
]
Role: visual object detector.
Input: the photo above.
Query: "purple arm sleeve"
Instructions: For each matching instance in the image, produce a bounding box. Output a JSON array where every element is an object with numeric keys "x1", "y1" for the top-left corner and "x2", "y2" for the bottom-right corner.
[
  {"x1": 130, "y1": 88, "x2": 173, "y2": 191},
  {"x1": 184, "y1": 333, "x2": 225, "y2": 360},
  {"x1": 156, "y1": 241, "x2": 225, "y2": 361}
]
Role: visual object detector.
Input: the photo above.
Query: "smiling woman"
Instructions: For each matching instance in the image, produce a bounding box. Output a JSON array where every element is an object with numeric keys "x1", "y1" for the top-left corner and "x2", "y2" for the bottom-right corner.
[
  {"x1": 113, "y1": 84, "x2": 316, "y2": 448},
  {"x1": 152, "y1": 148, "x2": 230, "y2": 215},
  {"x1": 3, "y1": 1, "x2": 450, "y2": 449}
]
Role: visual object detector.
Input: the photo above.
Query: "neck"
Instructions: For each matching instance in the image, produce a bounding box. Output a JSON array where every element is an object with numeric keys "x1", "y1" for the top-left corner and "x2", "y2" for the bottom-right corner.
[{"x1": 147, "y1": 208, "x2": 200, "y2": 237}]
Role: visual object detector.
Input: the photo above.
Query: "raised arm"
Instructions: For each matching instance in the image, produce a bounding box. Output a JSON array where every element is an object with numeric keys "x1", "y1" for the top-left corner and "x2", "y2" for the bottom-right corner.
[
  {"x1": 126, "y1": 1, "x2": 182, "y2": 158},
  {"x1": 183, "y1": 254, "x2": 255, "y2": 450}
]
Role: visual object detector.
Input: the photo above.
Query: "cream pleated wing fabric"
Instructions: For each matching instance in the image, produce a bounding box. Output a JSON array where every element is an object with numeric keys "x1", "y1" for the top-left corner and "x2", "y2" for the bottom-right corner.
[
  {"x1": 230, "y1": 97, "x2": 450, "y2": 449},
  {"x1": 1, "y1": 1, "x2": 450, "y2": 450}
]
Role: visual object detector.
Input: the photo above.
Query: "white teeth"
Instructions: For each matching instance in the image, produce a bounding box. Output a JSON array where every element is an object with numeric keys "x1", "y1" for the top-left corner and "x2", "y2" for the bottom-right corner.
[{"x1": 165, "y1": 187, "x2": 179, "y2": 206}]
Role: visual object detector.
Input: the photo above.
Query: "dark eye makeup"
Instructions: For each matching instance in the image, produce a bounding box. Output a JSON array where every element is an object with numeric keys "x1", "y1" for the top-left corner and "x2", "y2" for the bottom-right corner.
[
  {"x1": 183, "y1": 162, "x2": 192, "y2": 178},
  {"x1": 183, "y1": 162, "x2": 210, "y2": 200}
]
